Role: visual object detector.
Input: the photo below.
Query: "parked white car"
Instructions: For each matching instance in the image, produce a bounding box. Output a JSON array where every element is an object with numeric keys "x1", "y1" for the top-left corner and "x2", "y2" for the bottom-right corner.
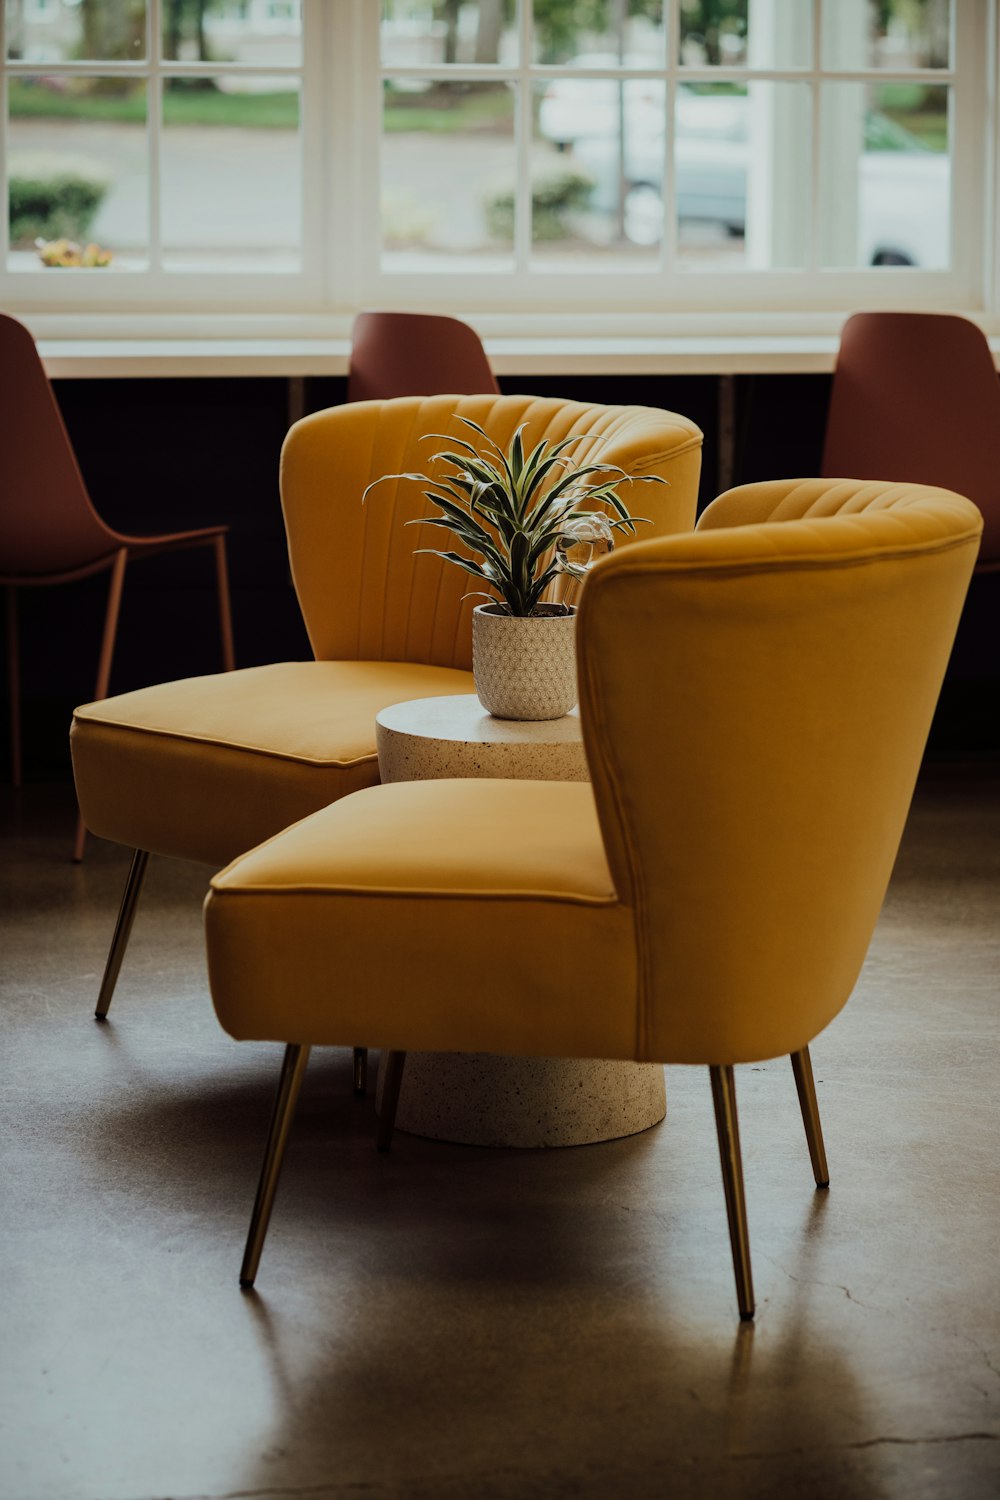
[{"x1": 539, "y1": 69, "x2": 949, "y2": 267}]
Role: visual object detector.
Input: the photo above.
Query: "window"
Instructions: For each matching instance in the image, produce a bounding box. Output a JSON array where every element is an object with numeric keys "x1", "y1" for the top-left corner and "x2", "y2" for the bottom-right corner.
[
  {"x1": 375, "y1": 0, "x2": 985, "y2": 311},
  {"x1": 3, "y1": 0, "x2": 305, "y2": 292},
  {"x1": 1, "y1": 1, "x2": 995, "y2": 325}
]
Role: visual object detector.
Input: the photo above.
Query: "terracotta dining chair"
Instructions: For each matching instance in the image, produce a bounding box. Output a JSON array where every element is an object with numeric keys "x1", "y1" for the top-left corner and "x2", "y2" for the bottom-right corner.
[
  {"x1": 71, "y1": 393, "x2": 704, "y2": 1096},
  {"x1": 203, "y1": 475, "x2": 980, "y2": 1317},
  {"x1": 0, "y1": 312, "x2": 235, "y2": 859},
  {"x1": 822, "y1": 311, "x2": 1000, "y2": 573},
  {"x1": 348, "y1": 312, "x2": 499, "y2": 403}
]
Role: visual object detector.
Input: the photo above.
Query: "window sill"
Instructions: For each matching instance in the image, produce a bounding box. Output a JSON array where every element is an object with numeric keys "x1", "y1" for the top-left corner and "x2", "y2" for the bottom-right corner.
[
  {"x1": 28, "y1": 312, "x2": 1000, "y2": 379},
  {"x1": 36, "y1": 334, "x2": 847, "y2": 379}
]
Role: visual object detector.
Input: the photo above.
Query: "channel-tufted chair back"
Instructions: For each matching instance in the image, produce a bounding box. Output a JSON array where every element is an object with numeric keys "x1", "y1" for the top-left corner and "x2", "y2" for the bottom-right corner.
[
  {"x1": 279, "y1": 394, "x2": 704, "y2": 670},
  {"x1": 578, "y1": 477, "x2": 983, "y2": 1066}
]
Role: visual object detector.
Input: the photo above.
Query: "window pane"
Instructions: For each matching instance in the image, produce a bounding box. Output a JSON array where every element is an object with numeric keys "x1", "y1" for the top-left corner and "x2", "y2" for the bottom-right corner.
[
  {"x1": 5, "y1": 0, "x2": 146, "y2": 64},
  {"x1": 7, "y1": 75, "x2": 147, "y2": 269},
  {"x1": 819, "y1": 82, "x2": 950, "y2": 268},
  {"x1": 680, "y1": 0, "x2": 811, "y2": 69},
  {"x1": 381, "y1": 1, "x2": 518, "y2": 67},
  {"x1": 533, "y1": 77, "x2": 664, "y2": 259},
  {"x1": 381, "y1": 79, "x2": 515, "y2": 267},
  {"x1": 161, "y1": 76, "x2": 300, "y2": 269},
  {"x1": 162, "y1": 0, "x2": 302, "y2": 65},
  {"x1": 822, "y1": 0, "x2": 951, "y2": 70},
  {"x1": 677, "y1": 83, "x2": 810, "y2": 270},
  {"x1": 532, "y1": 0, "x2": 664, "y2": 67}
]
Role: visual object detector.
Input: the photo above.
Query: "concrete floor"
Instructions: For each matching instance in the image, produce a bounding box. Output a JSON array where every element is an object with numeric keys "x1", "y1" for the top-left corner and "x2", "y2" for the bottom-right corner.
[{"x1": 1, "y1": 765, "x2": 999, "y2": 1500}]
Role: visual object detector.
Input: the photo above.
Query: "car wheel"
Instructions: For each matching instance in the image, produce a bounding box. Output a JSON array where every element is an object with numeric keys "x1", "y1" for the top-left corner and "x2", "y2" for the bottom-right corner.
[
  {"x1": 871, "y1": 249, "x2": 914, "y2": 266},
  {"x1": 624, "y1": 183, "x2": 663, "y2": 246}
]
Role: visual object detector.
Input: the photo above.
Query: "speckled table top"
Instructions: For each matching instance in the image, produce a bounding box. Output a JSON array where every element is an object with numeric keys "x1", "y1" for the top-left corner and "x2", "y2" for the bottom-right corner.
[
  {"x1": 376, "y1": 694, "x2": 589, "y2": 784},
  {"x1": 377, "y1": 693, "x2": 581, "y2": 744}
]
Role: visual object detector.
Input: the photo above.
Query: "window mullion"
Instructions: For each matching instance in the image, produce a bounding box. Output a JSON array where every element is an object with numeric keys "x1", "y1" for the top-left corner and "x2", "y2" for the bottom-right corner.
[
  {"x1": 148, "y1": 0, "x2": 163, "y2": 274},
  {"x1": 663, "y1": 0, "x2": 678, "y2": 276},
  {"x1": 516, "y1": 0, "x2": 533, "y2": 273},
  {"x1": 359, "y1": 0, "x2": 386, "y2": 299},
  {"x1": 809, "y1": 0, "x2": 821, "y2": 274},
  {"x1": 0, "y1": 0, "x2": 8, "y2": 270},
  {"x1": 949, "y1": 0, "x2": 989, "y2": 309},
  {"x1": 990, "y1": 0, "x2": 1000, "y2": 315},
  {"x1": 299, "y1": 0, "x2": 331, "y2": 306}
]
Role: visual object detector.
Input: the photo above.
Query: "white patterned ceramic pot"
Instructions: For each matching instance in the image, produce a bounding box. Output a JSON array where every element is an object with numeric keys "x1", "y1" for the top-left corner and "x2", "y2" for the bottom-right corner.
[{"x1": 472, "y1": 603, "x2": 578, "y2": 721}]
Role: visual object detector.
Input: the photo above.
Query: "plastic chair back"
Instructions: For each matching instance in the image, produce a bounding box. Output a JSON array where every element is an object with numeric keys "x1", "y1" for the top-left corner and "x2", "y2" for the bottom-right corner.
[
  {"x1": 822, "y1": 312, "x2": 1000, "y2": 567},
  {"x1": 348, "y1": 311, "x2": 499, "y2": 403},
  {"x1": 0, "y1": 313, "x2": 117, "y2": 579}
]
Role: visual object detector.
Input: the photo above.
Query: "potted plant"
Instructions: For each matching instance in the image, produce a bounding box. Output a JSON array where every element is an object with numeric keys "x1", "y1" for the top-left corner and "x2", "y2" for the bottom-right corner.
[{"x1": 365, "y1": 418, "x2": 661, "y2": 720}]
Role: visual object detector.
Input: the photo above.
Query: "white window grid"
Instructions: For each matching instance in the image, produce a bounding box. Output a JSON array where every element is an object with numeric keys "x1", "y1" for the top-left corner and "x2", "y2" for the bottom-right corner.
[
  {"x1": 0, "y1": 0, "x2": 326, "y2": 307},
  {"x1": 370, "y1": 0, "x2": 990, "y2": 314},
  {"x1": 0, "y1": 0, "x2": 994, "y2": 321}
]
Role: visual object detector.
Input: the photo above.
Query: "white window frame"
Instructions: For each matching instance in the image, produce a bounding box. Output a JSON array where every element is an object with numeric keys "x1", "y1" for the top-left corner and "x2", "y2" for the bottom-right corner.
[
  {"x1": 366, "y1": 0, "x2": 991, "y2": 316},
  {"x1": 0, "y1": 0, "x2": 997, "y2": 336},
  {"x1": 1, "y1": 0, "x2": 330, "y2": 311}
]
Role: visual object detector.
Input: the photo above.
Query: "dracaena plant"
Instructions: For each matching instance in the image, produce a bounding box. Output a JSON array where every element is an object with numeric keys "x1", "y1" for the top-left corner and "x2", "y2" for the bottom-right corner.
[{"x1": 363, "y1": 418, "x2": 661, "y2": 618}]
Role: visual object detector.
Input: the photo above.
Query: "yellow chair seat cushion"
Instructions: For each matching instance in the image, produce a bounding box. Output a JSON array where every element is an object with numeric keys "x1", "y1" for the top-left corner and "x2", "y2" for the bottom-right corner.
[
  {"x1": 206, "y1": 779, "x2": 638, "y2": 1060},
  {"x1": 71, "y1": 660, "x2": 474, "y2": 867}
]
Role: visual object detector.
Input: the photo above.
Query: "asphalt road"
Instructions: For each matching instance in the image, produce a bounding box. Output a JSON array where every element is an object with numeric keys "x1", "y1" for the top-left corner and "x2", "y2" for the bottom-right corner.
[{"x1": 8, "y1": 118, "x2": 742, "y2": 267}]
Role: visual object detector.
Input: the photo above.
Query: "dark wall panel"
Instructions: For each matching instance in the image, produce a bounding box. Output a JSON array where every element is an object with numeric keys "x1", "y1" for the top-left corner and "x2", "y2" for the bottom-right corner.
[
  {"x1": 4, "y1": 370, "x2": 996, "y2": 779},
  {"x1": 733, "y1": 373, "x2": 833, "y2": 486}
]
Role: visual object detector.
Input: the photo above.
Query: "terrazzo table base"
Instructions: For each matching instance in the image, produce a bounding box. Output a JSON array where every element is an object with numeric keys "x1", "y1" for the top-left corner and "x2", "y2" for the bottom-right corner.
[
  {"x1": 374, "y1": 695, "x2": 666, "y2": 1147},
  {"x1": 377, "y1": 1052, "x2": 666, "y2": 1148}
]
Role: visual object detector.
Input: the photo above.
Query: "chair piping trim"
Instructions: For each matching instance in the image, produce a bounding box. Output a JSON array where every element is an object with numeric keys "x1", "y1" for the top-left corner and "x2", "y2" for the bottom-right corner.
[
  {"x1": 579, "y1": 520, "x2": 981, "y2": 1059},
  {"x1": 71, "y1": 716, "x2": 379, "y2": 769},
  {"x1": 576, "y1": 666, "x2": 648, "y2": 1056},
  {"x1": 209, "y1": 884, "x2": 621, "y2": 907},
  {"x1": 620, "y1": 530, "x2": 982, "y2": 580}
]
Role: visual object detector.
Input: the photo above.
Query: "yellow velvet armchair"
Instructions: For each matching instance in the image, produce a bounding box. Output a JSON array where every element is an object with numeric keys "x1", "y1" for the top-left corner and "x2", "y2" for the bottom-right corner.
[
  {"x1": 71, "y1": 394, "x2": 703, "y2": 1077},
  {"x1": 203, "y1": 477, "x2": 981, "y2": 1318}
]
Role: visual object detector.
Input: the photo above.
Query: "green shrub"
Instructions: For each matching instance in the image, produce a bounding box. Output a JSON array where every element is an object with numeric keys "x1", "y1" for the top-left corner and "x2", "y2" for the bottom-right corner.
[
  {"x1": 485, "y1": 167, "x2": 594, "y2": 242},
  {"x1": 8, "y1": 167, "x2": 108, "y2": 247}
]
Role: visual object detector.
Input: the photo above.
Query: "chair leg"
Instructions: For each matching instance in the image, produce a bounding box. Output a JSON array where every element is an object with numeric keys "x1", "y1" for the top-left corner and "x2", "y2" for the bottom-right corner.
[
  {"x1": 213, "y1": 534, "x2": 235, "y2": 672},
  {"x1": 376, "y1": 1051, "x2": 407, "y2": 1154},
  {"x1": 353, "y1": 1047, "x2": 368, "y2": 1096},
  {"x1": 241, "y1": 1043, "x2": 312, "y2": 1289},
  {"x1": 94, "y1": 849, "x2": 150, "y2": 1020},
  {"x1": 709, "y1": 1065, "x2": 755, "y2": 1322},
  {"x1": 790, "y1": 1047, "x2": 830, "y2": 1188},
  {"x1": 73, "y1": 549, "x2": 128, "y2": 863}
]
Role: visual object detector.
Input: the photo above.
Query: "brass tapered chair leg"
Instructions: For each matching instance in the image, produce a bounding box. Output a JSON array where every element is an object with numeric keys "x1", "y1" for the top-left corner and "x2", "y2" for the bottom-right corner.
[
  {"x1": 95, "y1": 848, "x2": 150, "y2": 1020},
  {"x1": 791, "y1": 1047, "x2": 830, "y2": 1188},
  {"x1": 241, "y1": 1043, "x2": 311, "y2": 1289},
  {"x1": 377, "y1": 1051, "x2": 407, "y2": 1153},
  {"x1": 74, "y1": 548, "x2": 128, "y2": 863},
  {"x1": 353, "y1": 1047, "x2": 368, "y2": 1096},
  {"x1": 213, "y1": 534, "x2": 236, "y2": 673},
  {"x1": 710, "y1": 1065, "x2": 755, "y2": 1322}
]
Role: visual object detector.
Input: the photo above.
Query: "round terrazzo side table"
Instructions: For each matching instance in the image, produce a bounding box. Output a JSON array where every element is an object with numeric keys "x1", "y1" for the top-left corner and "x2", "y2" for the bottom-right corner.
[{"x1": 374, "y1": 694, "x2": 666, "y2": 1148}]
